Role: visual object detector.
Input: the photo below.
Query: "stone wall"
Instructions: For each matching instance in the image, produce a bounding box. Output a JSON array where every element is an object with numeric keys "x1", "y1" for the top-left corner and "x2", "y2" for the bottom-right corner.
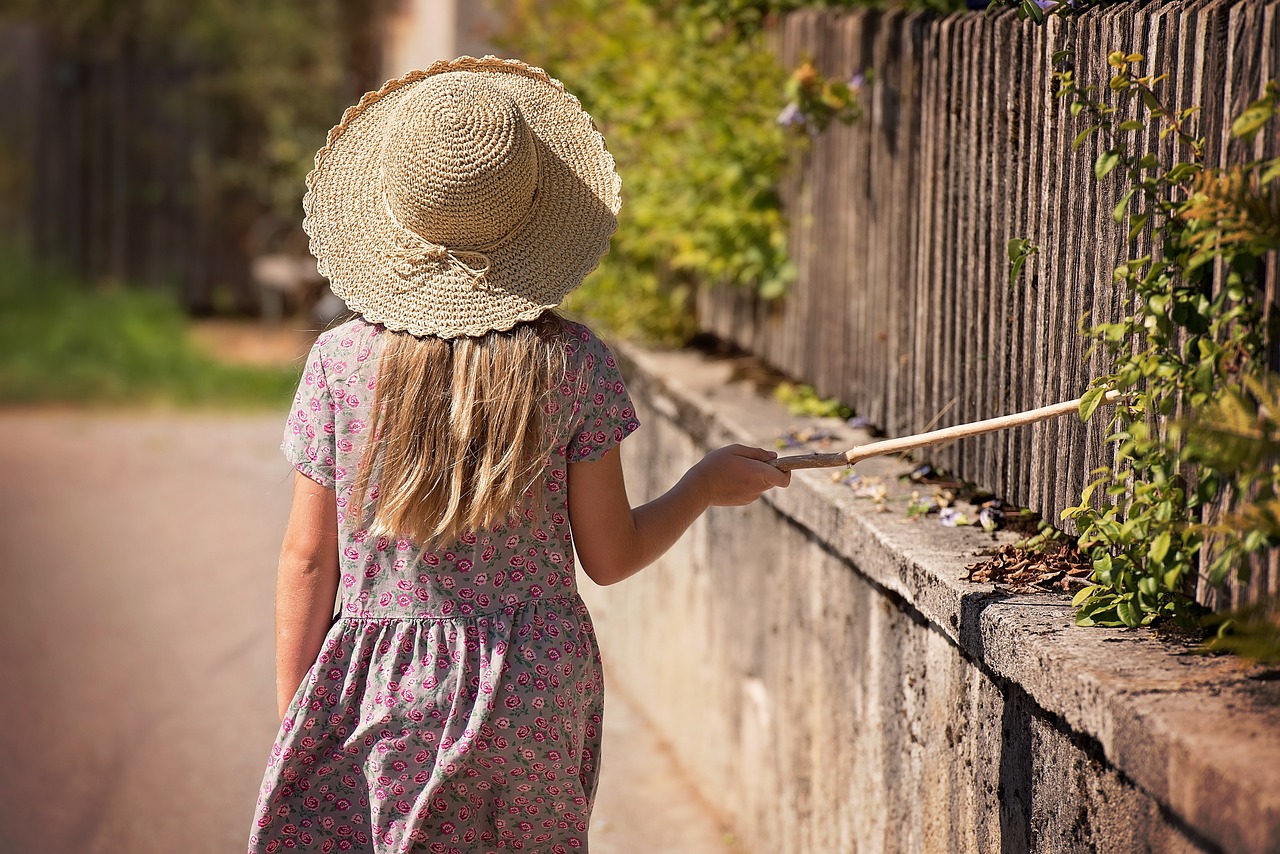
[{"x1": 579, "y1": 343, "x2": 1280, "y2": 854}]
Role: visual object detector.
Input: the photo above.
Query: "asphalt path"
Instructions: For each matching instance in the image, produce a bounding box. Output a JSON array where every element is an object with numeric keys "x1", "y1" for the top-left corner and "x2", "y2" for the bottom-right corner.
[{"x1": 0, "y1": 410, "x2": 736, "y2": 854}]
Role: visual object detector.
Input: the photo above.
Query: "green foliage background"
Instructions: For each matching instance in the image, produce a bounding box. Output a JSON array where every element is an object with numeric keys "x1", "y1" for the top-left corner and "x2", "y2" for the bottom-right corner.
[
  {"x1": 497, "y1": 0, "x2": 963, "y2": 342},
  {"x1": 497, "y1": 0, "x2": 795, "y2": 343},
  {"x1": 0, "y1": 245, "x2": 298, "y2": 407}
]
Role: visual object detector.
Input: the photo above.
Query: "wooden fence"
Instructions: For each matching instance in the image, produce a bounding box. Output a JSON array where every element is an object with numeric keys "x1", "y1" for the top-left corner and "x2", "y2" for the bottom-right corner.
[
  {"x1": 696, "y1": 1, "x2": 1280, "y2": 608},
  {"x1": 0, "y1": 24, "x2": 244, "y2": 311}
]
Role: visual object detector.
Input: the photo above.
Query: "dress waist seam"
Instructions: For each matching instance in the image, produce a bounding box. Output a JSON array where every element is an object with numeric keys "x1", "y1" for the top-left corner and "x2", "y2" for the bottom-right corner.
[{"x1": 340, "y1": 593, "x2": 582, "y2": 622}]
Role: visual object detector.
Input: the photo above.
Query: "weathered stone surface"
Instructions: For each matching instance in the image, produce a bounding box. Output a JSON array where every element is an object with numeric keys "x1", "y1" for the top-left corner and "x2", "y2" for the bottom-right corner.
[{"x1": 581, "y1": 343, "x2": 1280, "y2": 854}]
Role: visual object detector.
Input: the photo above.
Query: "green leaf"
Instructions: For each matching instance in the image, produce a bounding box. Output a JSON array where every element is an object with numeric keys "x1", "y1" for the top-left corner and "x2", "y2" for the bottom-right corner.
[
  {"x1": 1096, "y1": 552, "x2": 1114, "y2": 577},
  {"x1": 1232, "y1": 103, "x2": 1275, "y2": 142},
  {"x1": 1007, "y1": 238, "x2": 1037, "y2": 286},
  {"x1": 1096, "y1": 149, "x2": 1122, "y2": 180},
  {"x1": 758, "y1": 277, "x2": 787, "y2": 300},
  {"x1": 1117, "y1": 599, "x2": 1142, "y2": 627},
  {"x1": 1022, "y1": 0, "x2": 1045, "y2": 23},
  {"x1": 1073, "y1": 124, "x2": 1102, "y2": 150},
  {"x1": 1009, "y1": 256, "x2": 1027, "y2": 287},
  {"x1": 1116, "y1": 120, "x2": 1145, "y2": 132},
  {"x1": 1072, "y1": 584, "x2": 1103, "y2": 608},
  {"x1": 1113, "y1": 188, "x2": 1136, "y2": 221},
  {"x1": 1128, "y1": 213, "x2": 1150, "y2": 240},
  {"x1": 1259, "y1": 158, "x2": 1280, "y2": 185},
  {"x1": 1078, "y1": 603, "x2": 1123, "y2": 627},
  {"x1": 1148, "y1": 530, "x2": 1171, "y2": 564},
  {"x1": 1079, "y1": 386, "x2": 1107, "y2": 422}
]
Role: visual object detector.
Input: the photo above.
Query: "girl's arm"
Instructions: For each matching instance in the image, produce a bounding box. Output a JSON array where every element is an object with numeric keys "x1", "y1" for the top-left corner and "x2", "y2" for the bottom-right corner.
[
  {"x1": 275, "y1": 471, "x2": 340, "y2": 719},
  {"x1": 567, "y1": 443, "x2": 790, "y2": 586}
]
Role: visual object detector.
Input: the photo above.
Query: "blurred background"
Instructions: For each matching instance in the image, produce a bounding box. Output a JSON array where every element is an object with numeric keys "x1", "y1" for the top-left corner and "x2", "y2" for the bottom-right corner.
[
  {"x1": 0, "y1": 0, "x2": 512, "y2": 406},
  {"x1": 0, "y1": 0, "x2": 963, "y2": 407},
  {"x1": 21, "y1": 0, "x2": 1273, "y2": 851},
  {"x1": 0, "y1": 1, "x2": 842, "y2": 851}
]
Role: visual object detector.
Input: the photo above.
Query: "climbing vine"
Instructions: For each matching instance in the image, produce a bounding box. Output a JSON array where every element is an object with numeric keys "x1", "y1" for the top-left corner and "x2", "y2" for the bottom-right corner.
[{"x1": 1051, "y1": 50, "x2": 1280, "y2": 628}]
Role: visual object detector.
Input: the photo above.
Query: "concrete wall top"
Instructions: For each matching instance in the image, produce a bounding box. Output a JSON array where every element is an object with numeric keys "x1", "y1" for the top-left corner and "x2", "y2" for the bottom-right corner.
[{"x1": 611, "y1": 340, "x2": 1280, "y2": 854}]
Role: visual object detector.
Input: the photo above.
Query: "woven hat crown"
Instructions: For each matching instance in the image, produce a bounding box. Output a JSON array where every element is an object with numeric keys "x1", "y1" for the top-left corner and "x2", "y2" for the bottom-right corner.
[
  {"x1": 380, "y1": 72, "x2": 539, "y2": 249},
  {"x1": 305, "y1": 57, "x2": 622, "y2": 339}
]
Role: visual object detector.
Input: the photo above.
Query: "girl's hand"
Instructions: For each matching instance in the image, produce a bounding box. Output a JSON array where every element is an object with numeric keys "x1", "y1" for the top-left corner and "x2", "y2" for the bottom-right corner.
[{"x1": 690, "y1": 444, "x2": 791, "y2": 507}]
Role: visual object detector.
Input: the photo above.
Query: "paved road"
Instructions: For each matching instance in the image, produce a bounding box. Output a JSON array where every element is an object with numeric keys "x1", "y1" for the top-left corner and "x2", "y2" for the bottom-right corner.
[{"x1": 0, "y1": 410, "x2": 736, "y2": 854}]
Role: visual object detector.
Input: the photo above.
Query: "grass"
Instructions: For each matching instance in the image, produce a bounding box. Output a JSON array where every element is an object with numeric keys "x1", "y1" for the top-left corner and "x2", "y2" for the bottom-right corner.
[{"x1": 0, "y1": 247, "x2": 301, "y2": 409}]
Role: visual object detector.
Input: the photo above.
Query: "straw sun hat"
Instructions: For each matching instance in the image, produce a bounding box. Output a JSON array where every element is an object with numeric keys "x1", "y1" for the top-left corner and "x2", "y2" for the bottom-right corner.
[{"x1": 303, "y1": 56, "x2": 622, "y2": 339}]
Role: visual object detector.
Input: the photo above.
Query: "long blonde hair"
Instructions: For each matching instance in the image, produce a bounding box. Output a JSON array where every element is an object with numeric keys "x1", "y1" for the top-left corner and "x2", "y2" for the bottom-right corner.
[{"x1": 353, "y1": 312, "x2": 567, "y2": 548}]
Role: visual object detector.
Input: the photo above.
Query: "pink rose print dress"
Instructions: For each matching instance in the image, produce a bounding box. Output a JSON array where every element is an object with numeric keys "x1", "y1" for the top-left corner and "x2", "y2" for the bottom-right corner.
[{"x1": 249, "y1": 317, "x2": 640, "y2": 854}]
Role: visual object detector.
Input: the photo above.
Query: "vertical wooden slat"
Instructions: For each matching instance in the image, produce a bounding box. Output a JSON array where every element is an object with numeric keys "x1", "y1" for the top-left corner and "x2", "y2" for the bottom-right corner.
[
  {"x1": 891, "y1": 13, "x2": 927, "y2": 438},
  {"x1": 916, "y1": 14, "x2": 947, "y2": 440},
  {"x1": 838, "y1": 13, "x2": 869, "y2": 416},
  {"x1": 938, "y1": 13, "x2": 964, "y2": 470},
  {"x1": 978, "y1": 12, "x2": 1004, "y2": 486},
  {"x1": 866, "y1": 12, "x2": 902, "y2": 427},
  {"x1": 1008, "y1": 13, "x2": 1043, "y2": 506}
]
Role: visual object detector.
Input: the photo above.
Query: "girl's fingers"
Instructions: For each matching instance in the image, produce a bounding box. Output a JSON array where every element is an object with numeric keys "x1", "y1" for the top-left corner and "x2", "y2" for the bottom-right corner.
[
  {"x1": 765, "y1": 467, "x2": 791, "y2": 489},
  {"x1": 734, "y1": 445, "x2": 778, "y2": 462}
]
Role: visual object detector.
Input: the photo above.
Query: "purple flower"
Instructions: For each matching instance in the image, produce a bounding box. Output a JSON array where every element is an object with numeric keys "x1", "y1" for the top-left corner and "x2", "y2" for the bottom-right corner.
[
  {"x1": 846, "y1": 415, "x2": 873, "y2": 429},
  {"x1": 848, "y1": 71, "x2": 866, "y2": 90},
  {"x1": 909, "y1": 464, "x2": 935, "y2": 483},
  {"x1": 939, "y1": 507, "x2": 970, "y2": 527},
  {"x1": 837, "y1": 470, "x2": 862, "y2": 488},
  {"x1": 1035, "y1": 0, "x2": 1058, "y2": 8},
  {"x1": 777, "y1": 102, "x2": 806, "y2": 128}
]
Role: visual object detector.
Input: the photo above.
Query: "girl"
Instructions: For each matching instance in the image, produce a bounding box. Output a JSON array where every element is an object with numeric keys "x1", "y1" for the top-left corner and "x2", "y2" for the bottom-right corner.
[{"x1": 249, "y1": 56, "x2": 790, "y2": 854}]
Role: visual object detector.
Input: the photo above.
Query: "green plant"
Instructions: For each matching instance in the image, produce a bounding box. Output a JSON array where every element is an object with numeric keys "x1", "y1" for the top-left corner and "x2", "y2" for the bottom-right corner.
[
  {"x1": 1006, "y1": 237, "x2": 1040, "y2": 287},
  {"x1": 1050, "y1": 51, "x2": 1280, "y2": 627},
  {"x1": 1016, "y1": 519, "x2": 1068, "y2": 552},
  {"x1": 777, "y1": 60, "x2": 868, "y2": 135},
  {"x1": 499, "y1": 0, "x2": 798, "y2": 340},
  {"x1": 684, "y1": 0, "x2": 967, "y2": 35},
  {"x1": 0, "y1": 246, "x2": 299, "y2": 408},
  {"x1": 775, "y1": 381, "x2": 854, "y2": 418},
  {"x1": 501, "y1": 0, "x2": 971, "y2": 340},
  {"x1": 1202, "y1": 598, "x2": 1280, "y2": 664}
]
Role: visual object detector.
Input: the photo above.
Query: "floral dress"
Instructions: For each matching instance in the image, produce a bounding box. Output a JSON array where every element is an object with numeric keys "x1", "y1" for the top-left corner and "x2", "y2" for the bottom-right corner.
[{"x1": 248, "y1": 317, "x2": 640, "y2": 854}]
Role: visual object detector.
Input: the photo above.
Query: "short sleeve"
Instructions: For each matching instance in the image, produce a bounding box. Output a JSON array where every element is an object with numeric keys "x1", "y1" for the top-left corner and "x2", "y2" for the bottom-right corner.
[
  {"x1": 567, "y1": 334, "x2": 641, "y2": 463},
  {"x1": 281, "y1": 341, "x2": 337, "y2": 488}
]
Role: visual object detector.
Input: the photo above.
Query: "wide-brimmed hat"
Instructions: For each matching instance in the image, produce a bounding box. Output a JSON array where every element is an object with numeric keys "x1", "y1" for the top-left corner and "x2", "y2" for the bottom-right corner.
[{"x1": 303, "y1": 56, "x2": 622, "y2": 339}]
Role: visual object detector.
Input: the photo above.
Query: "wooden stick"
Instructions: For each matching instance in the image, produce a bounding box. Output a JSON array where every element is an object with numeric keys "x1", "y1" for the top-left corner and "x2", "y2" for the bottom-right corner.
[{"x1": 773, "y1": 390, "x2": 1122, "y2": 472}]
